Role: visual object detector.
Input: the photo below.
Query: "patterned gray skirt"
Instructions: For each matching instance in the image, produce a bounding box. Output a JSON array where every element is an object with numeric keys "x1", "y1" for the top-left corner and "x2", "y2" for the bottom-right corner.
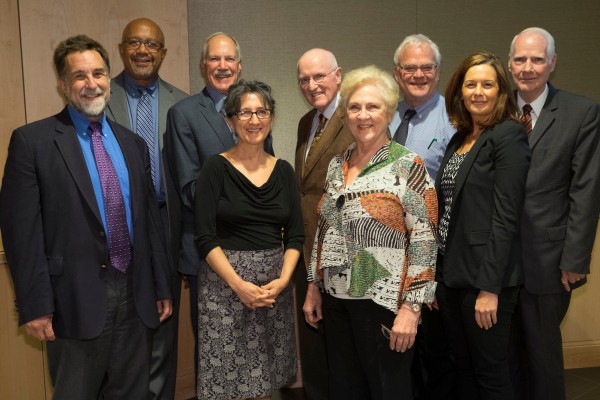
[{"x1": 197, "y1": 247, "x2": 296, "y2": 400}]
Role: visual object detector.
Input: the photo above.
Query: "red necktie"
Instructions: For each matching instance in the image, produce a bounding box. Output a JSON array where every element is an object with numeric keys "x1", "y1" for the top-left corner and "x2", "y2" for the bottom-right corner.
[{"x1": 521, "y1": 104, "x2": 533, "y2": 135}]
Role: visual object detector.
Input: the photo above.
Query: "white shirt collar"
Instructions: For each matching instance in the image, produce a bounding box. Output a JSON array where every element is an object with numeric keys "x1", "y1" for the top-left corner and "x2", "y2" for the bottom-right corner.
[
  {"x1": 320, "y1": 93, "x2": 340, "y2": 121},
  {"x1": 517, "y1": 83, "x2": 549, "y2": 118}
]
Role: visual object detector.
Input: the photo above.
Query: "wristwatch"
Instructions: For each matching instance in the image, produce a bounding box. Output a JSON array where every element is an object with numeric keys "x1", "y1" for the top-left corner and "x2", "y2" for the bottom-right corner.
[{"x1": 403, "y1": 302, "x2": 421, "y2": 313}]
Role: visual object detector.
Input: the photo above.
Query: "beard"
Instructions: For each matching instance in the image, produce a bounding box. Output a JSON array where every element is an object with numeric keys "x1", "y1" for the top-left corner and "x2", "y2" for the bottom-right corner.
[{"x1": 68, "y1": 86, "x2": 109, "y2": 118}]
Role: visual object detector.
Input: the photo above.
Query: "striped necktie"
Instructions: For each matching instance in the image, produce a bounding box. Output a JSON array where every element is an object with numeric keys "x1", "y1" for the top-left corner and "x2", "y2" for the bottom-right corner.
[
  {"x1": 521, "y1": 104, "x2": 533, "y2": 135},
  {"x1": 136, "y1": 88, "x2": 156, "y2": 188}
]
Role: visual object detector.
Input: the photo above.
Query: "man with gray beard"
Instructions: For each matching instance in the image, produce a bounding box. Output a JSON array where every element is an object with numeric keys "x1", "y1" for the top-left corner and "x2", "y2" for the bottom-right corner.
[{"x1": 0, "y1": 34, "x2": 172, "y2": 399}]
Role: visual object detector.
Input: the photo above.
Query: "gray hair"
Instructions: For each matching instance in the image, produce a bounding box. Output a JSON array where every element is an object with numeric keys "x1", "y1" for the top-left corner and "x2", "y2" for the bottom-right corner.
[
  {"x1": 509, "y1": 27, "x2": 556, "y2": 60},
  {"x1": 201, "y1": 32, "x2": 241, "y2": 64},
  {"x1": 393, "y1": 34, "x2": 441, "y2": 66}
]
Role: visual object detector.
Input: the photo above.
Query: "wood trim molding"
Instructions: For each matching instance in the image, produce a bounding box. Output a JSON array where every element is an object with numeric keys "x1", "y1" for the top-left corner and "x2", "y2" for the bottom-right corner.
[
  {"x1": 564, "y1": 342, "x2": 600, "y2": 369},
  {"x1": 0, "y1": 251, "x2": 6, "y2": 265}
]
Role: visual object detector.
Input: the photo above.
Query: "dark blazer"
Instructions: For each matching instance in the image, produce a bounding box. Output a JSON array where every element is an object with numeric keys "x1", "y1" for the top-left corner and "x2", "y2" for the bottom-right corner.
[
  {"x1": 0, "y1": 107, "x2": 172, "y2": 339},
  {"x1": 106, "y1": 72, "x2": 189, "y2": 274},
  {"x1": 520, "y1": 84, "x2": 600, "y2": 294},
  {"x1": 294, "y1": 106, "x2": 354, "y2": 264},
  {"x1": 436, "y1": 119, "x2": 531, "y2": 294},
  {"x1": 165, "y1": 87, "x2": 274, "y2": 275}
]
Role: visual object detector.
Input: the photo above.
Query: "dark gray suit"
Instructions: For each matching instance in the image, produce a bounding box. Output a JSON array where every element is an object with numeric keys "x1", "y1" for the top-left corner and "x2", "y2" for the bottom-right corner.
[
  {"x1": 519, "y1": 84, "x2": 600, "y2": 400},
  {"x1": 0, "y1": 107, "x2": 171, "y2": 398},
  {"x1": 164, "y1": 86, "x2": 273, "y2": 374},
  {"x1": 106, "y1": 72, "x2": 188, "y2": 400}
]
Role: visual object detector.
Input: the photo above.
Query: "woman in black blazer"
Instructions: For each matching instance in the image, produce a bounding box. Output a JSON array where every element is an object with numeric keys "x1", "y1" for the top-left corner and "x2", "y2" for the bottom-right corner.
[{"x1": 435, "y1": 52, "x2": 530, "y2": 399}]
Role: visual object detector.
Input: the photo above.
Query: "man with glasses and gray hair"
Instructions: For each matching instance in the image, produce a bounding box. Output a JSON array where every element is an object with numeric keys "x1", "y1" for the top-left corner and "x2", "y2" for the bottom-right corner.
[
  {"x1": 295, "y1": 48, "x2": 354, "y2": 400},
  {"x1": 391, "y1": 34, "x2": 456, "y2": 400},
  {"x1": 106, "y1": 18, "x2": 188, "y2": 400},
  {"x1": 391, "y1": 34, "x2": 454, "y2": 181}
]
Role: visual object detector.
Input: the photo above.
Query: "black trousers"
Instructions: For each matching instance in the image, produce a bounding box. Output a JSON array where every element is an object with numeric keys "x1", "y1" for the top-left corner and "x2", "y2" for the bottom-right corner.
[
  {"x1": 149, "y1": 205, "x2": 182, "y2": 400},
  {"x1": 293, "y1": 263, "x2": 329, "y2": 400},
  {"x1": 412, "y1": 304, "x2": 458, "y2": 400},
  {"x1": 519, "y1": 288, "x2": 571, "y2": 400},
  {"x1": 47, "y1": 267, "x2": 151, "y2": 400},
  {"x1": 322, "y1": 294, "x2": 413, "y2": 400},
  {"x1": 437, "y1": 283, "x2": 519, "y2": 400}
]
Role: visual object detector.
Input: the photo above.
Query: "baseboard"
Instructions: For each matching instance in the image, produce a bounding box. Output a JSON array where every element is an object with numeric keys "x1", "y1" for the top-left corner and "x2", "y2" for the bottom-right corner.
[{"x1": 563, "y1": 342, "x2": 600, "y2": 369}]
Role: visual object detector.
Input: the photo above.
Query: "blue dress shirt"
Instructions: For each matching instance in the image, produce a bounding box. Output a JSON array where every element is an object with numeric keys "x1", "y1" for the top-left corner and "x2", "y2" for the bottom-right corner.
[
  {"x1": 389, "y1": 92, "x2": 456, "y2": 180},
  {"x1": 69, "y1": 106, "x2": 133, "y2": 241}
]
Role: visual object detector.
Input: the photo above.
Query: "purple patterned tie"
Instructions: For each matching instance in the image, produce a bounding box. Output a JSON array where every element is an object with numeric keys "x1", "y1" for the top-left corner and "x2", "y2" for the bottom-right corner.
[{"x1": 89, "y1": 122, "x2": 131, "y2": 273}]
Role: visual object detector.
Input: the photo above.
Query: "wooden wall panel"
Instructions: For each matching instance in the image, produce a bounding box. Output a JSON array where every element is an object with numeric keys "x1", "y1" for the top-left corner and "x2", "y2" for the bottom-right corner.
[
  {"x1": 562, "y1": 223, "x2": 600, "y2": 368},
  {"x1": 19, "y1": 0, "x2": 190, "y2": 124},
  {"x1": 0, "y1": 0, "x2": 47, "y2": 397}
]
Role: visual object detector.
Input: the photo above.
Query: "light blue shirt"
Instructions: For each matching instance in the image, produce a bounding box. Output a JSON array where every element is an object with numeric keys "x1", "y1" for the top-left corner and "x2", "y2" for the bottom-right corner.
[
  {"x1": 69, "y1": 106, "x2": 133, "y2": 241},
  {"x1": 206, "y1": 85, "x2": 226, "y2": 113},
  {"x1": 123, "y1": 75, "x2": 163, "y2": 202},
  {"x1": 389, "y1": 92, "x2": 455, "y2": 180}
]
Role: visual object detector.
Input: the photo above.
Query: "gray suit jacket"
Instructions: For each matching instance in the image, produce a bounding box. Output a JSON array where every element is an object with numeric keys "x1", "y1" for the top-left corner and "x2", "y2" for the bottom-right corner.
[
  {"x1": 106, "y1": 72, "x2": 189, "y2": 275},
  {"x1": 521, "y1": 84, "x2": 600, "y2": 294},
  {"x1": 165, "y1": 87, "x2": 274, "y2": 275}
]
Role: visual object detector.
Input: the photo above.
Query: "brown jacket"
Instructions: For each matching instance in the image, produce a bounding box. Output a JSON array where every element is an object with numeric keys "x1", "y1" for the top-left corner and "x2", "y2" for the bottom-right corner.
[{"x1": 294, "y1": 106, "x2": 354, "y2": 267}]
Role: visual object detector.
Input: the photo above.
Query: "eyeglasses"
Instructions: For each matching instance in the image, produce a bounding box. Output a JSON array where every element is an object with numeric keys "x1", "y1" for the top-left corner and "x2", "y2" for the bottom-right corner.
[
  {"x1": 381, "y1": 324, "x2": 391, "y2": 339},
  {"x1": 298, "y1": 68, "x2": 338, "y2": 87},
  {"x1": 123, "y1": 38, "x2": 163, "y2": 52},
  {"x1": 235, "y1": 109, "x2": 272, "y2": 120},
  {"x1": 398, "y1": 64, "x2": 438, "y2": 75}
]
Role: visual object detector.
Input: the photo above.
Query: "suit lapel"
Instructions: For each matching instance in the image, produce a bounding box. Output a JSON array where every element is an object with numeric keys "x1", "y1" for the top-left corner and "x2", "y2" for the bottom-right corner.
[
  {"x1": 158, "y1": 78, "x2": 174, "y2": 148},
  {"x1": 295, "y1": 109, "x2": 317, "y2": 179},
  {"x1": 528, "y1": 85, "x2": 558, "y2": 149},
  {"x1": 199, "y1": 88, "x2": 235, "y2": 148},
  {"x1": 53, "y1": 108, "x2": 103, "y2": 226},
  {"x1": 110, "y1": 120, "x2": 141, "y2": 225},
  {"x1": 107, "y1": 73, "x2": 132, "y2": 130},
  {"x1": 304, "y1": 107, "x2": 344, "y2": 178}
]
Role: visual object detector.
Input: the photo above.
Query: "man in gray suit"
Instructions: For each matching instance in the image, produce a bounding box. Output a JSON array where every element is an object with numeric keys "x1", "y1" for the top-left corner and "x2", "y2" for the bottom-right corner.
[
  {"x1": 105, "y1": 18, "x2": 188, "y2": 400},
  {"x1": 509, "y1": 27, "x2": 600, "y2": 400},
  {"x1": 165, "y1": 32, "x2": 273, "y2": 376}
]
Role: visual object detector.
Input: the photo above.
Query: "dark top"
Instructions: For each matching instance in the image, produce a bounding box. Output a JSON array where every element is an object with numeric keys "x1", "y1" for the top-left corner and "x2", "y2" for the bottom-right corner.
[
  {"x1": 194, "y1": 155, "x2": 304, "y2": 259},
  {"x1": 434, "y1": 119, "x2": 530, "y2": 293},
  {"x1": 438, "y1": 151, "x2": 469, "y2": 254}
]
